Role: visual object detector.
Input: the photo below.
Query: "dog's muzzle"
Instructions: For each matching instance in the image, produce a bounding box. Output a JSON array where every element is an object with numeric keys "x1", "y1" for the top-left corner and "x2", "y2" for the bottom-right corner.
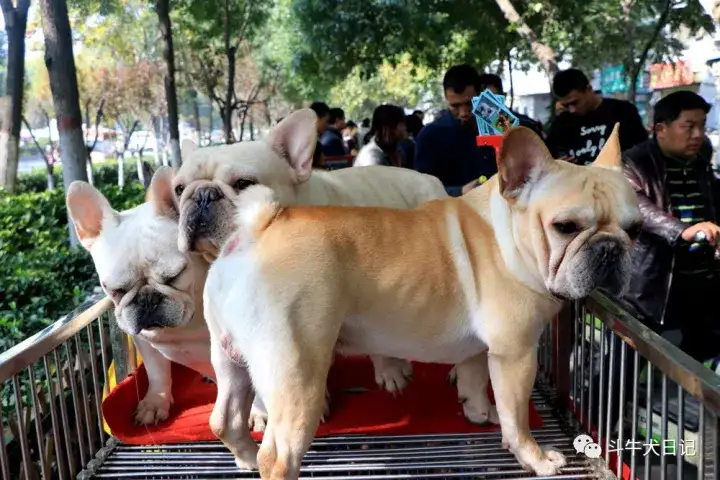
[
  {"x1": 588, "y1": 238, "x2": 629, "y2": 296},
  {"x1": 184, "y1": 186, "x2": 223, "y2": 251}
]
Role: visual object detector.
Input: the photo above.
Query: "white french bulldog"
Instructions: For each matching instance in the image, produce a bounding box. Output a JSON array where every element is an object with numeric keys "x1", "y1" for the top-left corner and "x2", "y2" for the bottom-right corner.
[
  {"x1": 173, "y1": 108, "x2": 449, "y2": 430},
  {"x1": 66, "y1": 169, "x2": 212, "y2": 425},
  {"x1": 203, "y1": 124, "x2": 642, "y2": 478}
]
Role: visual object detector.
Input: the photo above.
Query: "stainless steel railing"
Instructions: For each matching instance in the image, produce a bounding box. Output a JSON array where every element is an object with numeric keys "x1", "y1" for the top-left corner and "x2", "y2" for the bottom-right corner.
[
  {"x1": 0, "y1": 294, "x2": 135, "y2": 480},
  {"x1": 2, "y1": 288, "x2": 720, "y2": 479},
  {"x1": 564, "y1": 291, "x2": 720, "y2": 480}
]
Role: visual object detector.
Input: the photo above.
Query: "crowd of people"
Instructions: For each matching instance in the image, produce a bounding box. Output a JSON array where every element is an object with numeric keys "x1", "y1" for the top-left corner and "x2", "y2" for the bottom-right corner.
[{"x1": 301, "y1": 63, "x2": 717, "y2": 364}]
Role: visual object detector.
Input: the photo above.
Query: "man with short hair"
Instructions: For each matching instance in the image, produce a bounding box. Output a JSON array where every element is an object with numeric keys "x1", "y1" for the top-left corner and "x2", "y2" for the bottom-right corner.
[
  {"x1": 623, "y1": 91, "x2": 719, "y2": 361},
  {"x1": 414, "y1": 64, "x2": 497, "y2": 196},
  {"x1": 547, "y1": 68, "x2": 648, "y2": 165},
  {"x1": 320, "y1": 107, "x2": 348, "y2": 157},
  {"x1": 477, "y1": 73, "x2": 543, "y2": 137},
  {"x1": 309, "y1": 101, "x2": 331, "y2": 168}
]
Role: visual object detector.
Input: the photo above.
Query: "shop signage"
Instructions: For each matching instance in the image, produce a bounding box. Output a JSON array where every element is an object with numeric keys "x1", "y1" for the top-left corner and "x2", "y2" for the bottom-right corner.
[
  {"x1": 648, "y1": 61, "x2": 694, "y2": 90},
  {"x1": 600, "y1": 65, "x2": 644, "y2": 94}
]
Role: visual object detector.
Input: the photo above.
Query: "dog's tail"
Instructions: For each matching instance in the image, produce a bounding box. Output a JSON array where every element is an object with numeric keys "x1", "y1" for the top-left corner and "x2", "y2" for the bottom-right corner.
[{"x1": 222, "y1": 185, "x2": 281, "y2": 256}]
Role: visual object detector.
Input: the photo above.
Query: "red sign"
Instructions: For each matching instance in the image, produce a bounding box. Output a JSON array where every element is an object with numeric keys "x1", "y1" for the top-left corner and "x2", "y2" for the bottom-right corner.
[{"x1": 648, "y1": 61, "x2": 694, "y2": 90}]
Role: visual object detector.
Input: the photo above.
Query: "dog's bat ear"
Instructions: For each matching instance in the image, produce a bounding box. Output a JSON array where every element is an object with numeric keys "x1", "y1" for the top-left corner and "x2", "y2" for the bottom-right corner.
[
  {"x1": 267, "y1": 109, "x2": 318, "y2": 183},
  {"x1": 66, "y1": 181, "x2": 119, "y2": 250},
  {"x1": 496, "y1": 126, "x2": 553, "y2": 202},
  {"x1": 591, "y1": 123, "x2": 622, "y2": 171},
  {"x1": 146, "y1": 166, "x2": 179, "y2": 219}
]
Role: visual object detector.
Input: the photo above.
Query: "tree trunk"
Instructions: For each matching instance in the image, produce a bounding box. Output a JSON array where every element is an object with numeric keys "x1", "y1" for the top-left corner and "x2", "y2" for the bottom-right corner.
[
  {"x1": 629, "y1": 0, "x2": 672, "y2": 103},
  {"x1": 493, "y1": 0, "x2": 559, "y2": 81},
  {"x1": 208, "y1": 103, "x2": 214, "y2": 143},
  {"x1": 0, "y1": 0, "x2": 30, "y2": 194},
  {"x1": 223, "y1": 0, "x2": 236, "y2": 144},
  {"x1": 39, "y1": 0, "x2": 89, "y2": 246},
  {"x1": 192, "y1": 94, "x2": 201, "y2": 145},
  {"x1": 155, "y1": 0, "x2": 181, "y2": 168},
  {"x1": 507, "y1": 52, "x2": 515, "y2": 109}
]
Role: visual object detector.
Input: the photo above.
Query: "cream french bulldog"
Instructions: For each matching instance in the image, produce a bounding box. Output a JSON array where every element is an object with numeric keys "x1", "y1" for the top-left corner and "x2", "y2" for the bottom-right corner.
[
  {"x1": 66, "y1": 168, "x2": 212, "y2": 425},
  {"x1": 173, "y1": 108, "x2": 449, "y2": 430},
  {"x1": 203, "y1": 124, "x2": 642, "y2": 478}
]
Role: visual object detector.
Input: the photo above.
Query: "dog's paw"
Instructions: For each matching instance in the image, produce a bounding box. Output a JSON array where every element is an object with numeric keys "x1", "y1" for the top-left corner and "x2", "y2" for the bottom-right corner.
[
  {"x1": 462, "y1": 399, "x2": 500, "y2": 426},
  {"x1": 374, "y1": 357, "x2": 413, "y2": 394},
  {"x1": 233, "y1": 454, "x2": 258, "y2": 471},
  {"x1": 248, "y1": 408, "x2": 268, "y2": 433},
  {"x1": 516, "y1": 447, "x2": 566, "y2": 476},
  {"x1": 134, "y1": 392, "x2": 173, "y2": 425}
]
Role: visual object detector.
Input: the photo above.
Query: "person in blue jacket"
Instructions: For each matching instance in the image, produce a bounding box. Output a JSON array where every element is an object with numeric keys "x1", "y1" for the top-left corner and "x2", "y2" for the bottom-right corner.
[{"x1": 414, "y1": 64, "x2": 497, "y2": 196}]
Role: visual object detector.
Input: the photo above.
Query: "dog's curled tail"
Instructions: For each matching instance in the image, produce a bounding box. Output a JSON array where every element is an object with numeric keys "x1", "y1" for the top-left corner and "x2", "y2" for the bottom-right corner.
[{"x1": 223, "y1": 185, "x2": 282, "y2": 256}]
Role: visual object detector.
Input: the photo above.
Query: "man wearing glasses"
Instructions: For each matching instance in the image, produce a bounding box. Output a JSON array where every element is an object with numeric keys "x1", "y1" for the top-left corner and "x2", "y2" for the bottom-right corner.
[{"x1": 546, "y1": 68, "x2": 648, "y2": 165}]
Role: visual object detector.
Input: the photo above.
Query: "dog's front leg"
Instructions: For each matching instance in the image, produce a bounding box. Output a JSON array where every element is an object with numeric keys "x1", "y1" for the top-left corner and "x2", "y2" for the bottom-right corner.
[
  {"x1": 132, "y1": 335, "x2": 173, "y2": 425},
  {"x1": 487, "y1": 348, "x2": 566, "y2": 475},
  {"x1": 209, "y1": 340, "x2": 258, "y2": 470}
]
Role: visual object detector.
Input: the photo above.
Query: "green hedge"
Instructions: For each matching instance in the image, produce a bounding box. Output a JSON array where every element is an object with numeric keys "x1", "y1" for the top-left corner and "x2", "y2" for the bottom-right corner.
[{"x1": 0, "y1": 163, "x2": 147, "y2": 352}]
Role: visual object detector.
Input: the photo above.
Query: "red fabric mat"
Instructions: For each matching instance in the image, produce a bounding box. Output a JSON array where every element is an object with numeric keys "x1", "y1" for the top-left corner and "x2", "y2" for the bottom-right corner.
[{"x1": 103, "y1": 357, "x2": 542, "y2": 444}]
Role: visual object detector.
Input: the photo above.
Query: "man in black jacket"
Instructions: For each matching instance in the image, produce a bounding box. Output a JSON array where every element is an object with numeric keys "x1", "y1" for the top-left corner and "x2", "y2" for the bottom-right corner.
[{"x1": 622, "y1": 91, "x2": 719, "y2": 361}]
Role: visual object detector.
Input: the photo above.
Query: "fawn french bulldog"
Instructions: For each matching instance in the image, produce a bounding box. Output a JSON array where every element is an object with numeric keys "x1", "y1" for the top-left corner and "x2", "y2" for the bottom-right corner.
[{"x1": 204, "y1": 124, "x2": 642, "y2": 478}]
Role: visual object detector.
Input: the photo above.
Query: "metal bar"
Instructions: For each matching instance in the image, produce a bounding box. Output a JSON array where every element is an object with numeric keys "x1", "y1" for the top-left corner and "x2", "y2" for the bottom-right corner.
[
  {"x1": 0, "y1": 295, "x2": 111, "y2": 382},
  {"x1": 630, "y1": 350, "x2": 639, "y2": 480},
  {"x1": 75, "y1": 333, "x2": 96, "y2": 457},
  {"x1": 698, "y1": 403, "x2": 704, "y2": 480},
  {"x1": 28, "y1": 364, "x2": 50, "y2": 480},
  {"x1": 617, "y1": 340, "x2": 627, "y2": 478},
  {"x1": 98, "y1": 312, "x2": 111, "y2": 396},
  {"x1": 677, "y1": 385, "x2": 684, "y2": 480},
  {"x1": 572, "y1": 303, "x2": 578, "y2": 416},
  {"x1": 87, "y1": 324, "x2": 106, "y2": 445},
  {"x1": 579, "y1": 304, "x2": 586, "y2": 426},
  {"x1": 12, "y1": 374, "x2": 33, "y2": 480},
  {"x1": 65, "y1": 341, "x2": 89, "y2": 467},
  {"x1": 54, "y1": 347, "x2": 77, "y2": 478},
  {"x1": 554, "y1": 304, "x2": 572, "y2": 411},
  {"x1": 587, "y1": 292, "x2": 720, "y2": 415},
  {"x1": 598, "y1": 322, "x2": 607, "y2": 445},
  {"x1": 661, "y1": 372, "x2": 668, "y2": 480},
  {"x1": 0, "y1": 400, "x2": 12, "y2": 480},
  {"x1": 44, "y1": 353, "x2": 68, "y2": 480},
  {"x1": 644, "y1": 362, "x2": 653, "y2": 480},
  {"x1": 588, "y1": 312, "x2": 595, "y2": 433},
  {"x1": 605, "y1": 332, "x2": 616, "y2": 463}
]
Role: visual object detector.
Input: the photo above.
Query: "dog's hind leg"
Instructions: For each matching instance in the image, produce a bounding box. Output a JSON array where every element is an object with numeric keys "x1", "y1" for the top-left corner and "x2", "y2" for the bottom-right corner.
[
  {"x1": 209, "y1": 340, "x2": 258, "y2": 470},
  {"x1": 456, "y1": 352, "x2": 499, "y2": 425},
  {"x1": 487, "y1": 347, "x2": 566, "y2": 476},
  {"x1": 250, "y1": 330, "x2": 336, "y2": 479}
]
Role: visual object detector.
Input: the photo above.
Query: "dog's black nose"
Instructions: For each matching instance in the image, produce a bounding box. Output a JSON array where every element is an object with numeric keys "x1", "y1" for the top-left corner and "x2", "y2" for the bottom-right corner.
[
  {"x1": 196, "y1": 187, "x2": 221, "y2": 207},
  {"x1": 136, "y1": 290, "x2": 163, "y2": 313}
]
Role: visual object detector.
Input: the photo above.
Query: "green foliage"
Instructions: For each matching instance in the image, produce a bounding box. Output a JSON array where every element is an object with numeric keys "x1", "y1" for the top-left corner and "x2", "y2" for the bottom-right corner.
[{"x1": 0, "y1": 167, "x2": 146, "y2": 353}]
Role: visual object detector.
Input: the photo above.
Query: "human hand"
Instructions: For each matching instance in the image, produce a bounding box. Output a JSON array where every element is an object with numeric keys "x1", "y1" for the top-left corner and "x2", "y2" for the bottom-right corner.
[
  {"x1": 461, "y1": 179, "x2": 479, "y2": 195},
  {"x1": 681, "y1": 222, "x2": 720, "y2": 245}
]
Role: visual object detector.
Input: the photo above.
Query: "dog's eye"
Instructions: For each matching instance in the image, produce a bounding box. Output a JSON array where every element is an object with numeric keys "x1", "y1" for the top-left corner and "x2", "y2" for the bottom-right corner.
[
  {"x1": 164, "y1": 269, "x2": 185, "y2": 285},
  {"x1": 174, "y1": 185, "x2": 185, "y2": 197},
  {"x1": 233, "y1": 178, "x2": 256, "y2": 192},
  {"x1": 553, "y1": 221, "x2": 580, "y2": 235}
]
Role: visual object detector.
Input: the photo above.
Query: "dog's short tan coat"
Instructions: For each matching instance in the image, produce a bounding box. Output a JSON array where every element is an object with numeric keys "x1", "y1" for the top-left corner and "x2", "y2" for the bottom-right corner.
[{"x1": 204, "y1": 124, "x2": 642, "y2": 478}]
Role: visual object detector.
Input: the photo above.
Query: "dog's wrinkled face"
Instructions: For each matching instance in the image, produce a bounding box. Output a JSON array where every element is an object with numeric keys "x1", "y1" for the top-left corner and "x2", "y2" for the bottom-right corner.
[
  {"x1": 174, "y1": 109, "x2": 319, "y2": 259},
  {"x1": 496, "y1": 124, "x2": 642, "y2": 300},
  {"x1": 66, "y1": 168, "x2": 208, "y2": 335}
]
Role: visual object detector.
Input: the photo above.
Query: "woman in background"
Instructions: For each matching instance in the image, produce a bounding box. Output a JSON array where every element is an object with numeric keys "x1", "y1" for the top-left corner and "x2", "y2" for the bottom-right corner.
[{"x1": 354, "y1": 104, "x2": 407, "y2": 167}]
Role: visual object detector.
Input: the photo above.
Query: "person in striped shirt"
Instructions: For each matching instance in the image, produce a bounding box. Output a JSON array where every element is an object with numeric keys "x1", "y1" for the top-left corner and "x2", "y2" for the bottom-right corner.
[{"x1": 622, "y1": 91, "x2": 718, "y2": 362}]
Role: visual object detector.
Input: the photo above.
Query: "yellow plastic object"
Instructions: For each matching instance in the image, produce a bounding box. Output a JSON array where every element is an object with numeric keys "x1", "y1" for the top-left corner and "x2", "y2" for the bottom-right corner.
[{"x1": 102, "y1": 335, "x2": 144, "y2": 435}]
